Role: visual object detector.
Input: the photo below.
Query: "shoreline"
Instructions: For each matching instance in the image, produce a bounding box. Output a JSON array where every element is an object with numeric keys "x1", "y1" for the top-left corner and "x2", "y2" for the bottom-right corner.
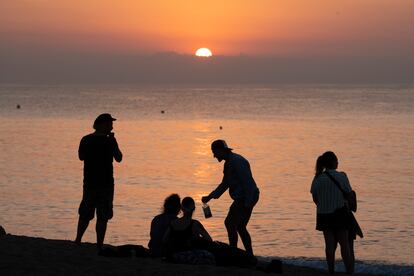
[{"x1": 0, "y1": 234, "x2": 377, "y2": 276}]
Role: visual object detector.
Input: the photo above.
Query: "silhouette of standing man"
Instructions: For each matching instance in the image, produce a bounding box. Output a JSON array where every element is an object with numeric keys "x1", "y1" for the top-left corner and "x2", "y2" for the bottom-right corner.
[
  {"x1": 75, "y1": 113, "x2": 123, "y2": 250},
  {"x1": 202, "y1": 140, "x2": 259, "y2": 255}
]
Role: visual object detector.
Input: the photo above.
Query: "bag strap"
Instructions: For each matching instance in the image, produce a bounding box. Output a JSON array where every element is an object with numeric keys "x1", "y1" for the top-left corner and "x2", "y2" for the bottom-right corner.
[{"x1": 325, "y1": 171, "x2": 348, "y2": 197}]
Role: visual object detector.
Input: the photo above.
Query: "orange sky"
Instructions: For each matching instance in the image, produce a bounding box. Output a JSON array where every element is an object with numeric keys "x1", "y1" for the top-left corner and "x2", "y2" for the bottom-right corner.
[{"x1": 1, "y1": 0, "x2": 414, "y2": 57}]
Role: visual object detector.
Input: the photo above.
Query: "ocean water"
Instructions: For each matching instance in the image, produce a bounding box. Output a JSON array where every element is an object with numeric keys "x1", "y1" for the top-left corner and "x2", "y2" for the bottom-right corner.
[{"x1": 0, "y1": 85, "x2": 413, "y2": 274}]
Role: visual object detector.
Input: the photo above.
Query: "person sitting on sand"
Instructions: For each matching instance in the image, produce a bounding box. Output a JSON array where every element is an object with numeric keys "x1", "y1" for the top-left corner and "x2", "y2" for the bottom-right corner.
[
  {"x1": 75, "y1": 113, "x2": 123, "y2": 250},
  {"x1": 148, "y1": 194, "x2": 181, "y2": 257},
  {"x1": 311, "y1": 151, "x2": 355, "y2": 274},
  {"x1": 162, "y1": 197, "x2": 267, "y2": 269},
  {"x1": 163, "y1": 197, "x2": 214, "y2": 264}
]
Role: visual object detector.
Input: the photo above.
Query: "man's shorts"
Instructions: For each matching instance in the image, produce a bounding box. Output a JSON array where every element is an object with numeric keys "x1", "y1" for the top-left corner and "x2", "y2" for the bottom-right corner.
[
  {"x1": 225, "y1": 192, "x2": 259, "y2": 228},
  {"x1": 78, "y1": 186, "x2": 114, "y2": 221}
]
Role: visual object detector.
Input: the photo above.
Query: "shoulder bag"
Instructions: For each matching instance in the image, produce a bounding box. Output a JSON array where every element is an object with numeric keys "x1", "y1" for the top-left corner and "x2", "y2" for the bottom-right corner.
[{"x1": 325, "y1": 171, "x2": 357, "y2": 212}]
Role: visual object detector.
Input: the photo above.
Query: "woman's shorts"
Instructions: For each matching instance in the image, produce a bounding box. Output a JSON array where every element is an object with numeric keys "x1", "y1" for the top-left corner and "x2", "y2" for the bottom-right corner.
[{"x1": 316, "y1": 206, "x2": 350, "y2": 231}]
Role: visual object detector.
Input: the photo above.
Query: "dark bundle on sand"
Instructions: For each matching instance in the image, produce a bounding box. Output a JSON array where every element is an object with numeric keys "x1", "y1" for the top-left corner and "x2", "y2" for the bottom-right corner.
[
  {"x1": 0, "y1": 226, "x2": 6, "y2": 237},
  {"x1": 99, "y1": 244, "x2": 149, "y2": 258},
  {"x1": 99, "y1": 240, "x2": 283, "y2": 273}
]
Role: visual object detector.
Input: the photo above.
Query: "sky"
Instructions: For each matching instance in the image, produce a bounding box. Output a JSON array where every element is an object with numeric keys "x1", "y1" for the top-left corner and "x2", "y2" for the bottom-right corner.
[{"x1": 1, "y1": 0, "x2": 413, "y2": 84}]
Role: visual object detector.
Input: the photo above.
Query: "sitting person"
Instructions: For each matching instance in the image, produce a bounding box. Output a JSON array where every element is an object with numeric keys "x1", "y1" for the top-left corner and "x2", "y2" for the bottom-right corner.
[
  {"x1": 163, "y1": 197, "x2": 215, "y2": 264},
  {"x1": 148, "y1": 194, "x2": 181, "y2": 257},
  {"x1": 163, "y1": 196, "x2": 281, "y2": 271}
]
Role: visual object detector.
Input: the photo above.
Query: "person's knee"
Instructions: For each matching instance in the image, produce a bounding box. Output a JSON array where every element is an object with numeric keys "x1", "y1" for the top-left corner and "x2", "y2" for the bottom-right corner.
[
  {"x1": 325, "y1": 240, "x2": 337, "y2": 252},
  {"x1": 325, "y1": 245, "x2": 335, "y2": 254},
  {"x1": 225, "y1": 218, "x2": 236, "y2": 231},
  {"x1": 236, "y1": 221, "x2": 247, "y2": 230},
  {"x1": 96, "y1": 219, "x2": 108, "y2": 225},
  {"x1": 79, "y1": 214, "x2": 94, "y2": 222},
  {"x1": 79, "y1": 204, "x2": 95, "y2": 221},
  {"x1": 325, "y1": 243, "x2": 335, "y2": 250},
  {"x1": 96, "y1": 208, "x2": 113, "y2": 222},
  {"x1": 337, "y1": 234, "x2": 350, "y2": 248},
  {"x1": 237, "y1": 225, "x2": 249, "y2": 234}
]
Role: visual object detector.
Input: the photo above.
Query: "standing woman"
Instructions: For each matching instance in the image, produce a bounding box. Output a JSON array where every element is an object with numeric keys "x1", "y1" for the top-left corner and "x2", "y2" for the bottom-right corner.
[{"x1": 310, "y1": 151, "x2": 354, "y2": 274}]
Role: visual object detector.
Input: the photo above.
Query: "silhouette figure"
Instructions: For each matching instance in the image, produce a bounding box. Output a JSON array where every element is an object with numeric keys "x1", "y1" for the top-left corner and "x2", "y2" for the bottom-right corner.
[
  {"x1": 163, "y1": 197, "x2": 212, "y2": 254},
  {"x1": 163, "y1": 197, "x2": 215, "y2": 264},
  {"x1": 163, "y1": 197, "x2": 278, "y2": 271},
  {"x1": 202, "y1": 140, "x2": 260, "y2": 256},
  {"x1": 310, "y1": 151, "x2": 355, "y2": 274},
  {"x1": 75, "y1": 113, "x2": 123, "y2": 250},
  {"x1": 148, "y1": 194, "x2": 181, "y2": 257}
]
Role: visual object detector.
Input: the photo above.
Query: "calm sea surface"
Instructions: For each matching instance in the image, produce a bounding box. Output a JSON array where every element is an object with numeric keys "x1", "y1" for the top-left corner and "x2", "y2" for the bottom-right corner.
[{"x1": 0, "y1": 85, "x2": 413, "y2": 271}]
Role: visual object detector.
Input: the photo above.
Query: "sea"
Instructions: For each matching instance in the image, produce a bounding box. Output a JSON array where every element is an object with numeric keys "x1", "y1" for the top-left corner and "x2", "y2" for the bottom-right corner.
[{"x1": 0, "y1": 85, "x2": 413, "y2": 275}]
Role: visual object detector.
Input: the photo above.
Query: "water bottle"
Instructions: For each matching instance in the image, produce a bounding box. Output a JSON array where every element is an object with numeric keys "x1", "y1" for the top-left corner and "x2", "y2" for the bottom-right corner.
[{"x1": 202, "y1": 203, "x2": 212, "y2": 218}]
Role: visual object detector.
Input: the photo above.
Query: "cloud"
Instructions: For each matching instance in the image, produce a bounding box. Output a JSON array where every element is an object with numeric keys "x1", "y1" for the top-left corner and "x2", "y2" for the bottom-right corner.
[{"x1": 0, "y1": 49, "x2": 413, "y2": 85}]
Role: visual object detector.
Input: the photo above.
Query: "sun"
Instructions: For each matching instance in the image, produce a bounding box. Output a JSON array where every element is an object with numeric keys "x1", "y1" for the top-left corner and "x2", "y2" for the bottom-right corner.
[{"x1": 195, "y1": 48, "x2": 213, "y2": 57}]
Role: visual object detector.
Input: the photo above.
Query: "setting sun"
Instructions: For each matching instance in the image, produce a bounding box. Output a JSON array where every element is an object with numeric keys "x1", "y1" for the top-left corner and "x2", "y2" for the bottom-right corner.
[{"x1": 195, "y1": 48, "x2": 213, "y2": 57}]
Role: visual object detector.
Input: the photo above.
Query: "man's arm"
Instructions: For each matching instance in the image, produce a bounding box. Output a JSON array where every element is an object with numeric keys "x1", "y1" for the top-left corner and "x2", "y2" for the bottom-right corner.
[
  {"x1": 114, "y1": 146, "x2": 123, "y2": 163},
  {"x1": 312, "y1": 194, "x2": 318, "y2": 205},
  {"x1": 310, "y1": 177, "x2": 318, "y2": 205},
  {"x1": 78, "y1": 138, "x2": 86, "y2": 161},
  {"x1": 202, "y1": 180, "x2": 229, "y2": 203},
  {"x1": 194, "y1": 221, "x2": 212, "y2": 242},
  {"x1": 110, "y1": 134, "x2": 123, "y2": 162}
]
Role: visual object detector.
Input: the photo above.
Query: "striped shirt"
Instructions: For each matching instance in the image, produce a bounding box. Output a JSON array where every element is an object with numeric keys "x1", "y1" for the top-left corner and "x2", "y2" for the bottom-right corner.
[{"x1": 310, "y1": 169, "x2": 352, "y2": 214}]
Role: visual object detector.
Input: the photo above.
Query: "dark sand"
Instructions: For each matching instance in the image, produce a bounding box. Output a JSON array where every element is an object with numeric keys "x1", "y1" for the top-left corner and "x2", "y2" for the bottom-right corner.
[{"x1": 0, "y1": 234, "x2": 371, "y2": 275}]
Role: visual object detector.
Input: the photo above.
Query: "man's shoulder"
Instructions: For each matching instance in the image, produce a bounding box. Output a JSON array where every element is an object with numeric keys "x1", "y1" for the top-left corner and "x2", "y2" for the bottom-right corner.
[
  {"x1": 230, "y1": 152, "x2": 249, "y2": 164},
  {"x1": 81, "y1": 133, "x2": 95, "y2": 141},
  {"x1": 151, "y1": 214, "x2": 163, "y2": 223}
]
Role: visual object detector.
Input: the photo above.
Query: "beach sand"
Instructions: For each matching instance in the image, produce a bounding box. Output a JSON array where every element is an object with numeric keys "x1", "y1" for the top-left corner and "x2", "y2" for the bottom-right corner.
[{"x1": 0, "y1": 233, "x2": 369, "y2": 275}]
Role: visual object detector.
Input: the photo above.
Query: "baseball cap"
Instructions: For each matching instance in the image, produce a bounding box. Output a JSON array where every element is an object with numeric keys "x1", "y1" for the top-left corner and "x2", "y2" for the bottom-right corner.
[
  {"x1": 93, "y1": 113, "x2": 116, "y2": 128},
  {"x1": 211, "y1": 139, "x2": 233, "y2": 151}
]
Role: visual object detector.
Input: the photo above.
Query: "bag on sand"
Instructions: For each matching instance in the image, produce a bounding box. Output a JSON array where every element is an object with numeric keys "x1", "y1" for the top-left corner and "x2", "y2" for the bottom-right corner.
[{"x1": 99, "y1": 244, "x2": 149, "y2": 258}]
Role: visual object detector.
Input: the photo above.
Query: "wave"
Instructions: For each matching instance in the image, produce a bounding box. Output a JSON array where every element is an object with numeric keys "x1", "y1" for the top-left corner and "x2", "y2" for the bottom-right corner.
[{"x1": 258, "y1": 256, "x2": 414, "y2": 275}]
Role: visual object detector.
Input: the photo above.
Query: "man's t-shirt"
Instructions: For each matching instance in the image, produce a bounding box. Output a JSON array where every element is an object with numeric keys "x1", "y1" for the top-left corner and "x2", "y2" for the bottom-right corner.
[
  {"x1": 79, "y1": 134, "x2": 119, "y2": 188},
  {"x1": 209, "y1": 152, "x2": 259, "y2": 207}
]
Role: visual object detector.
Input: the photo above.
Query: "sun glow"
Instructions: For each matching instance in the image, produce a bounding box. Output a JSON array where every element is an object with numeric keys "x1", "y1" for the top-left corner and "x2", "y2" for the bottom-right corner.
[{"x1": 195, "y1": 48, "x2": 213, "y2": 57}]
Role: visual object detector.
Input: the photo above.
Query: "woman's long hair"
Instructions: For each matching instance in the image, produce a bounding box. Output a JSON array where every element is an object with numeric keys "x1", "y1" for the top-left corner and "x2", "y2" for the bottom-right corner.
[
  {"x1": 315, "y1": 151, "x2": 338, "y2": 176},
  {"x1": 163, "y1": 194, "x2": 181, "y2": 215}
]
